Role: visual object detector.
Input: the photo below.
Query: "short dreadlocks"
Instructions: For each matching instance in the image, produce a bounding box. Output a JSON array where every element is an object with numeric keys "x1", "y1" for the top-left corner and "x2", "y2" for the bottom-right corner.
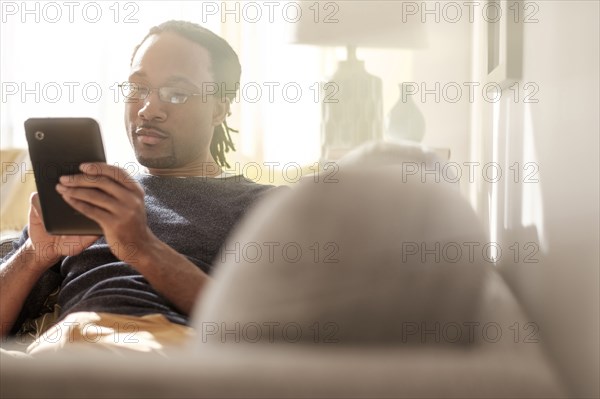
[{"x1": 130, "y1": 20, "x2": 241, "y2": 168}]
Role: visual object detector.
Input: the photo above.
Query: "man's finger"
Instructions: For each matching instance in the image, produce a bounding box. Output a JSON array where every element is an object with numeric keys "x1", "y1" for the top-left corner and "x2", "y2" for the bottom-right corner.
[
  {"x1": 57, "y1": 185, "x2": 126, "y2": 215},
  {"x1": 28, "y1": 192, "x2": 49, "y2": 233},
  {"x1": 30, "y1": 192, "x2": 42, "y2": 218},
  {"x1": 62, "y1": 195, "x2": 112, "y2": 226},
  {"x1": 79, "y1": 162, "x2": 144, "y2": 196},
  {"x1": 58, "y1": 175, "x2": 133, "y2": 202}
]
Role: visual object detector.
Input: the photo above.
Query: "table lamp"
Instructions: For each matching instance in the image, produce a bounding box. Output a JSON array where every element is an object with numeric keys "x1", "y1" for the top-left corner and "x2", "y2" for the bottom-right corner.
[{"x1": 291, "y1": 1, "x2": 427, "y2": 161}]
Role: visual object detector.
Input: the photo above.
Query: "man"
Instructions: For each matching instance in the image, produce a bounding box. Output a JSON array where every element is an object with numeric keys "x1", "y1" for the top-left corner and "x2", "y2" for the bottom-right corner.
[{"x1": 0, "y1": 20, "x2": 276, "y2": 354}]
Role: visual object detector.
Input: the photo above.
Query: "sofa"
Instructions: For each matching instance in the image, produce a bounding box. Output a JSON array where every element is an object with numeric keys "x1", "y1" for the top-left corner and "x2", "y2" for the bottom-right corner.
[{"x1": 0, "y1": 141, "x2": 567, "y2": 398}]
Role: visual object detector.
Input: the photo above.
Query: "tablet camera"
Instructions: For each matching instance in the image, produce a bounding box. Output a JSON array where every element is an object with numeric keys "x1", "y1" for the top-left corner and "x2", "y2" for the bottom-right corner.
[{"x1": 34, "y1": 131, "x2": 45, "y2": 140}]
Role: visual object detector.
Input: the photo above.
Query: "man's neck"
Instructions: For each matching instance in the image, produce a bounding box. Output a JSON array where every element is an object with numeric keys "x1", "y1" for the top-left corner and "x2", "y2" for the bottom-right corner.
[{"x1": 145, "y1": 160, "x2": 223, "y2": 177}]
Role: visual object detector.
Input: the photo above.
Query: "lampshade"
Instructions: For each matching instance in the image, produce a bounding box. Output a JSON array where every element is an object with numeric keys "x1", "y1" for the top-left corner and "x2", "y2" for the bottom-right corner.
[{"x1": 291, "y1": 1, "x2": 427, "y2": 49}]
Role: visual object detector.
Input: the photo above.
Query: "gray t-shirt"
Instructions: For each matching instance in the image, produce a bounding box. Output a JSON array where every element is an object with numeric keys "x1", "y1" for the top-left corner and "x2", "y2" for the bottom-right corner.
[{"x1": 5, "y1": 174, "x2": 278, "y2": 328}]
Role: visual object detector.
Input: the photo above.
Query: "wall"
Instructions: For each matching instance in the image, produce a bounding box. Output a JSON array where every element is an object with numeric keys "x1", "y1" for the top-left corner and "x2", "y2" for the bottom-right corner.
[{"x1": 471, "y1": 1, "x2": 599, "y2": 396}]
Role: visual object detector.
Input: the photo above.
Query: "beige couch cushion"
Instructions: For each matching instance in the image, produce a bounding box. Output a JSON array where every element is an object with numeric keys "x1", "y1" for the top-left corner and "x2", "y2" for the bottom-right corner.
[
  {"x1": 1, "y1": 148, "x2": 36, "y2": 233},
  {"x1": 192, "y1": 150, "x2": 488, "y2": 346}
]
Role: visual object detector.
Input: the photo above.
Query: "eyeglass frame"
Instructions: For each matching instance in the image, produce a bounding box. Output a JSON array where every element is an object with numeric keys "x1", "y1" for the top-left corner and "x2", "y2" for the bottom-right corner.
[{"x1": 117, "y1": 82, "x2": 213, "y2": 104}]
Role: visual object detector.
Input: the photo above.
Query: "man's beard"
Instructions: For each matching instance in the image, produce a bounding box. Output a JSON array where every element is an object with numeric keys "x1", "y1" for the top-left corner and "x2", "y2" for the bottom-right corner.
[{"x1": 136, "y1": 154, "x2": 178, "y2": 169}]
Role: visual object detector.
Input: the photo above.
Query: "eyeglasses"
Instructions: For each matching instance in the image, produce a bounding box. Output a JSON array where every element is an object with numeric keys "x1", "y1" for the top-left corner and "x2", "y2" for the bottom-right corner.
[{"x1": 118, "y1": 82, "x2": 206, "y2": 104}]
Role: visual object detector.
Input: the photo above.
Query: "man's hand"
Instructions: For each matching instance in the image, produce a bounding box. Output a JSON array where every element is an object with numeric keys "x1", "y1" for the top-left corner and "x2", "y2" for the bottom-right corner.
[
  {"x1": 54, "y1": 162, "x2": 209, "y2": 316},
  {"x1": 26, "y1": 192, "x2": 100, "y2": 272},
  {"x1": 56, "y1": 163, "x2": 154, "y2": 265}
]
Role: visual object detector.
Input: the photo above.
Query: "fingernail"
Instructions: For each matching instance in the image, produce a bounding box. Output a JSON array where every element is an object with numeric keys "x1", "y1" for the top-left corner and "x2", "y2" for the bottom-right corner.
[{"x1": 56, "y1": 184, "x2": 66, "y2": 192}]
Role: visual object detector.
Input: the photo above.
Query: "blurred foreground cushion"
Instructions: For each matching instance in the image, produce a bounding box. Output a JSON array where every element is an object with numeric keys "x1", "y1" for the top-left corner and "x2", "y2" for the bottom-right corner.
[{"x1": 192, "y1": 144, "x2": 490, "y2": 347}]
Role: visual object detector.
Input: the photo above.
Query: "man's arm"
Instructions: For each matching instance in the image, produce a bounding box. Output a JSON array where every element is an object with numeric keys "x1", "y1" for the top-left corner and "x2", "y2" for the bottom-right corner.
[
  {"x1": 0, "y1": 240, "x2": 49, "y2": 337},
  {"x1": 0, "y1": 194, "x2": 99, "y2": 337},
  {"x1": 125, "y1": 235, "x2": 210, "y2": 315},
  {"x1": 56, "y1": 163, "x2": 210, "y2": 315}
]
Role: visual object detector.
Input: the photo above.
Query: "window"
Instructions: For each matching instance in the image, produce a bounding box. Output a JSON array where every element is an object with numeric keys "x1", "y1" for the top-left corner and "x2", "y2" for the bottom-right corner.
[{"x1": 1, "y1": 1, "x2": 325, "y2": 169}]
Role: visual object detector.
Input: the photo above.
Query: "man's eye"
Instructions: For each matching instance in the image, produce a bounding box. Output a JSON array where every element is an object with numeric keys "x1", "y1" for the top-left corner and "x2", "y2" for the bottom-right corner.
[
  {"x1": 121, "y1": 83, "x2": 141, "y2": 97},
  {"x1": 163, "y1": 90, "x2": 189, "y2": 103}
]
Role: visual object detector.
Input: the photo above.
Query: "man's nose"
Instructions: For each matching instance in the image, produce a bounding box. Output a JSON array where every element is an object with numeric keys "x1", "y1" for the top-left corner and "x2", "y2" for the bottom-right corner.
[{"x1": 138, "y1": 91, "x2": 167, "y2": 121}]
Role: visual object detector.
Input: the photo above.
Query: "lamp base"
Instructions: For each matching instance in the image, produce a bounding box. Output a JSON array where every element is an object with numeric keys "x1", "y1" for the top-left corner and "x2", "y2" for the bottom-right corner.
[{"x1": 321, "y1": 47, "x2": 382, "y2": 161}]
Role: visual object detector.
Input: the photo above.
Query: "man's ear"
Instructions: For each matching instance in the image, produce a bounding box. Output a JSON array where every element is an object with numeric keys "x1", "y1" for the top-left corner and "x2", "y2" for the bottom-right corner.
[{"x1": 212, "y1": 97, "x2": 230, "y2": 127}]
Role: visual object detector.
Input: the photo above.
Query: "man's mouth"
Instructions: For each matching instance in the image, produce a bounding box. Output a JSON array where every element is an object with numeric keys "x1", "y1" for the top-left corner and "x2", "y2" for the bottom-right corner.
[{"x1": 134, "y1": 126, "x2": 169, "y2": 145}]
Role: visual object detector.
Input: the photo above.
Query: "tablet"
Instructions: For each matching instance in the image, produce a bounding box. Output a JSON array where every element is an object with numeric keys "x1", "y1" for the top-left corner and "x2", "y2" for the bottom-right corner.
[{"x1": 25, "y1": 117, "x2": 106, "y2": 235}]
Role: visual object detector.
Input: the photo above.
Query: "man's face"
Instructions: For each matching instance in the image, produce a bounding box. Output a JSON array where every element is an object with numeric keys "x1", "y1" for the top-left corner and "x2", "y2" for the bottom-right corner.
[{"x1": 125, "y1": 32, "x2": 226, "y2": 170}]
